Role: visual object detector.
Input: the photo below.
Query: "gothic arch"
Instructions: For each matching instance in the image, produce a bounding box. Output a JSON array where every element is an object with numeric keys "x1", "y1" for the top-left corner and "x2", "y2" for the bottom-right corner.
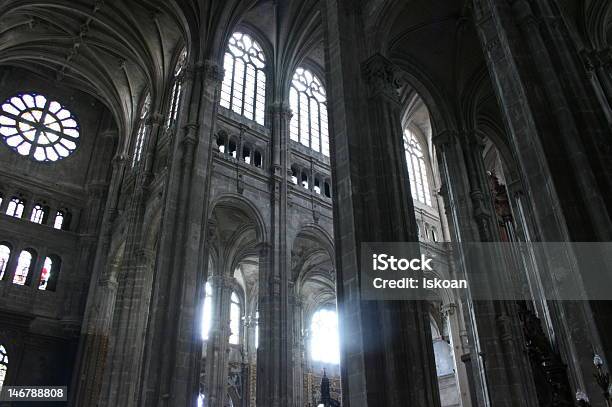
[{"x1": 208, "y1": 193, "x2": 267, "y2": 244}]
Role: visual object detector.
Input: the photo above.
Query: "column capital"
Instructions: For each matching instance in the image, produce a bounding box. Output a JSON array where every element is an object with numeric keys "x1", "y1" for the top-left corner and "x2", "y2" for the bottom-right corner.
[
  {"x1": 362, "y1": 53, "x2": 404, "y2": 101},
  {"x1": 431, "y1": 130, "x2": 457, "y2": 149},
  {"x1": 184, "y1": 60, "x2": 224, "y2": 84},
  {"x1": 267, "y1": 102, "x2": 293, "y2": 119},
  {"x1": 204, "y1": 59, "x2": 224, "y2": 83}
]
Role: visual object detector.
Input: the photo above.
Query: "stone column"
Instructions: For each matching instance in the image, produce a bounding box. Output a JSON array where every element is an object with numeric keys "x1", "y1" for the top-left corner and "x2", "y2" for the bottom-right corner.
[
  {"x1": 582, "y1": 48, "x2": 612, "y2": 118},
  {"x1": 291, "y1": 291, "x2": 305, "y2": 407},
  {"x1": 324, "y1": 2, "x2": 441, "y2": 402},
  {"x1": 205, "y1": 275, "x2": 234, "y2": 407},
  {"x1": 472, "y1": 0, "x2": 612, "y2": 400},
  {"x1": 70, "y1": 139, "x2": 127, "y2": 407},
  {"x1": 434, "y1": 130, "x2": 540, "y2": 407},
  {"x1": 442, "y1": 303, "x2": 473, "y2": 407},
  {"x1": 256, "y1": 101, "x2": 294, "y2": 406},
  {"x1": 138, "y1": 58, "x2": 223, "y2": 407}
]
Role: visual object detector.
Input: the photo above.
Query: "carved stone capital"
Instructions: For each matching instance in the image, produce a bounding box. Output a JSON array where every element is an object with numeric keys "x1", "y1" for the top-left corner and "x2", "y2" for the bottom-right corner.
[
  {"x1": 362, "y1": 53, "x2": 404, "y2": 101},
  {"x1": 267, "y1": 102, "x2": 293, "y2": 120},
  {"x1": 204, "y1": 59, "x2": 224, "y2": 83}
]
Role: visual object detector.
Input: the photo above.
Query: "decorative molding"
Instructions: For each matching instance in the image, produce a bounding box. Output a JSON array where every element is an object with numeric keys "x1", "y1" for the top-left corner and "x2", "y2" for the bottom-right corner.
[{"x1": 361, "y1": 53, "x2": 404, "y2": 101}]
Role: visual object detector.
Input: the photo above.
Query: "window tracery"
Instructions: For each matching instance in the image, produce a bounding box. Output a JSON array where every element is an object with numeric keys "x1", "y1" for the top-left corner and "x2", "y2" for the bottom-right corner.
[
  {"x1": 30, "y1": 204, "x2": 47, "y2": 224},
  {"x1": 0, "y1": 93, "x2": 80, "y2": 162},
  {"x1": 220, "y1": 32, "x2": 267, "y2": 125},
  {"x1": 289, "y1": 68, "x2": 329, "y2": 156},
  {"x1": 6, "y1": 198, "x2": 24, "y2": 218}
]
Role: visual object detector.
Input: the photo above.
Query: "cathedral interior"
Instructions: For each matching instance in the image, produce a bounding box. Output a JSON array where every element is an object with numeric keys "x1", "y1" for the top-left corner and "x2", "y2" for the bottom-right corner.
[{"x1": 0, "y1": 0, "x2": 612, "y2": 406}]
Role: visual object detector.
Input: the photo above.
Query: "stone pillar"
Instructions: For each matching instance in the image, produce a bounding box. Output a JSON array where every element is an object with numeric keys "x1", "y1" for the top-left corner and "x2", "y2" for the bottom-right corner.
[
  {"x1": 137, "y1": 55, "x2": 226, "y2": 406},
  {"x1": 442, "y1": 303, "x2": 473, "y2": 407},
  {"x1": 291, "y1": 291, "x2": 305, "y2": 407},
  {"x1": 582, "y1": 48, "x2": 612, "y2": 118},
  {"x1": 255, "y1": 100, "x2": 294, "y2": 406},
  {"x1": 472, "y1": 0, "x2": 612, "y2": 400},
  {"x1": 324, "y1": 2, "x2": 441, "y2": 402},
  {"x1": 435, "y1": 130, "x2": 541, "y2": 407},
  {"x1": 70, "y1": 138, "x2": 126, "y2": 407},
  {"x1": 205, "y1": 275, "x2": 234, "y2": 407}
]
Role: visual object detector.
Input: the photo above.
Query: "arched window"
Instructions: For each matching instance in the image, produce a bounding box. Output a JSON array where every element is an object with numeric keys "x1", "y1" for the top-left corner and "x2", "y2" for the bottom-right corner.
[
  {"x1": 132, "y1": 93, "x2": 151, "y2": 167},
  {"x1": 0, "y1": 345, "x2": 7, "y2": 392},
  {"x1": 53, "y1": 211, "x2": 65, "y2": 230},
  {"x1": 310, "y1": 308, "x2": 340, "y2": 364},
  {"x1": 39, "y1": 255, "x2": 60, "y2": 291},
  {"x1": 0, "y1": 93, "x2": 80, "y2": 162},
  {"x1": 6, "y1": 197, "x2": 24, "y2": 218},
  {"x1": 202, "y1": 282, "x2": 213, "y2": 340},
  {"x1": 404, "y1": 129, "x2": 431, "y2": 206},
  {"x1": 229, "y1": 292, "x2": 241, "y2": 345},
  {"x1": 30, "y1": 204, "x2": 47, "y2": 224},
  {"x1": 13, "y1": 249, "x2": 34, "y2": 286},
  {"x1": 166, "y1": 48, "x2": 187, "y2": 128},
  {"x1": 220, "y1": 32, "x2": 267, "y2": 125},
  {"x1": 0, "y1": 244, "x2": 11, "y2": 280},
  {"x1": 289, "y1": 68, "x2": 329, "y2": 156},
  {"x1": 254, "y1": 310, "x2": 259, "y2": 349}
]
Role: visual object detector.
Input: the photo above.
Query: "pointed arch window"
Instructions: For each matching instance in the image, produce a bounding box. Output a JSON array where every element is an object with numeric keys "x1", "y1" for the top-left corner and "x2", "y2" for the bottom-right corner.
[
  {"x1": 39, "y1": 255, "x2": 60, "y2": 291},
  {"x1": 202, "y1": 282, "x2": 213, "y2": 340},
  {"x1": 13, "y1": 249, "x2": 34, "y2": 286},
  {"x1": 220, "y1": 32, "x2": 267, "y2": 125},
  {"x1": 0, "y1": 345, "x2": 7, "y2": 392},
  {"x1": 229, "y1": 292, "x2": 241, "y2": 345},
  {"x1": 30, "y1": 204, "x2": 47, "y2": 224},
  {"x1": 0, "y1": 244, "x2": 11, "y2": 280},
  {"x1": 310, "y1": 308, "x2": 340, "y2": 364},
  {"x1": 166, "y1": 49, "x2": 187, "y2": 129},
  {"x1": 289, "y1": 68, "x2": 329, "y2": 156},
  {"x1": 132, "y1": 93, "x2": 151, "y2": 167},
  {"x1": 404, "y1": 129, "x2": 432, "y2": 206},
  {"x1": 6, "y1": 198, "x2": 24, "y2": 218}
]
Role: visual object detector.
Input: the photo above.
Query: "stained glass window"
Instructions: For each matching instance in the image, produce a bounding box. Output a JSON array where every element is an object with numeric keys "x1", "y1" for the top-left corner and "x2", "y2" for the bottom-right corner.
[
  {"x1": 132, "y1": 93, "x2": 151, "y2": 167},
  {"x1": 202, "y1": 282, "x2": 213, "y2": 340},
  {"x1": 220, "y1": 32, "x2": 267, "y2": 125},
  {"x1": 0, "y1": 345, "x2": 7, "y2": 393},
  {"x1": 0, "y1": 93, "x2": 79, "y2": 161},
  {"x1": 13, "y1": 250, "x2": 33, "y2": 286},
  {"x1": 289, "y1": 68, "x2": 329, "y2": 156},
  {"x1": 229, "y1": 292, "x2": 240, "y2": 345},
  {"x1": 310, "y1": 308, "x2": 340, "y2": 364},
  {"x1": 0, "y1": 244, "x2": 10, "y2": 280},
  {"x1": 166, "y1": 48, "x2": 187, "y2": 128},
  {"x1": 39, "y1": 256, "x2": 59, "y2": 291},
  {"x1": 404, "y1": 129, "x2": 432, "y2": 206}
]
